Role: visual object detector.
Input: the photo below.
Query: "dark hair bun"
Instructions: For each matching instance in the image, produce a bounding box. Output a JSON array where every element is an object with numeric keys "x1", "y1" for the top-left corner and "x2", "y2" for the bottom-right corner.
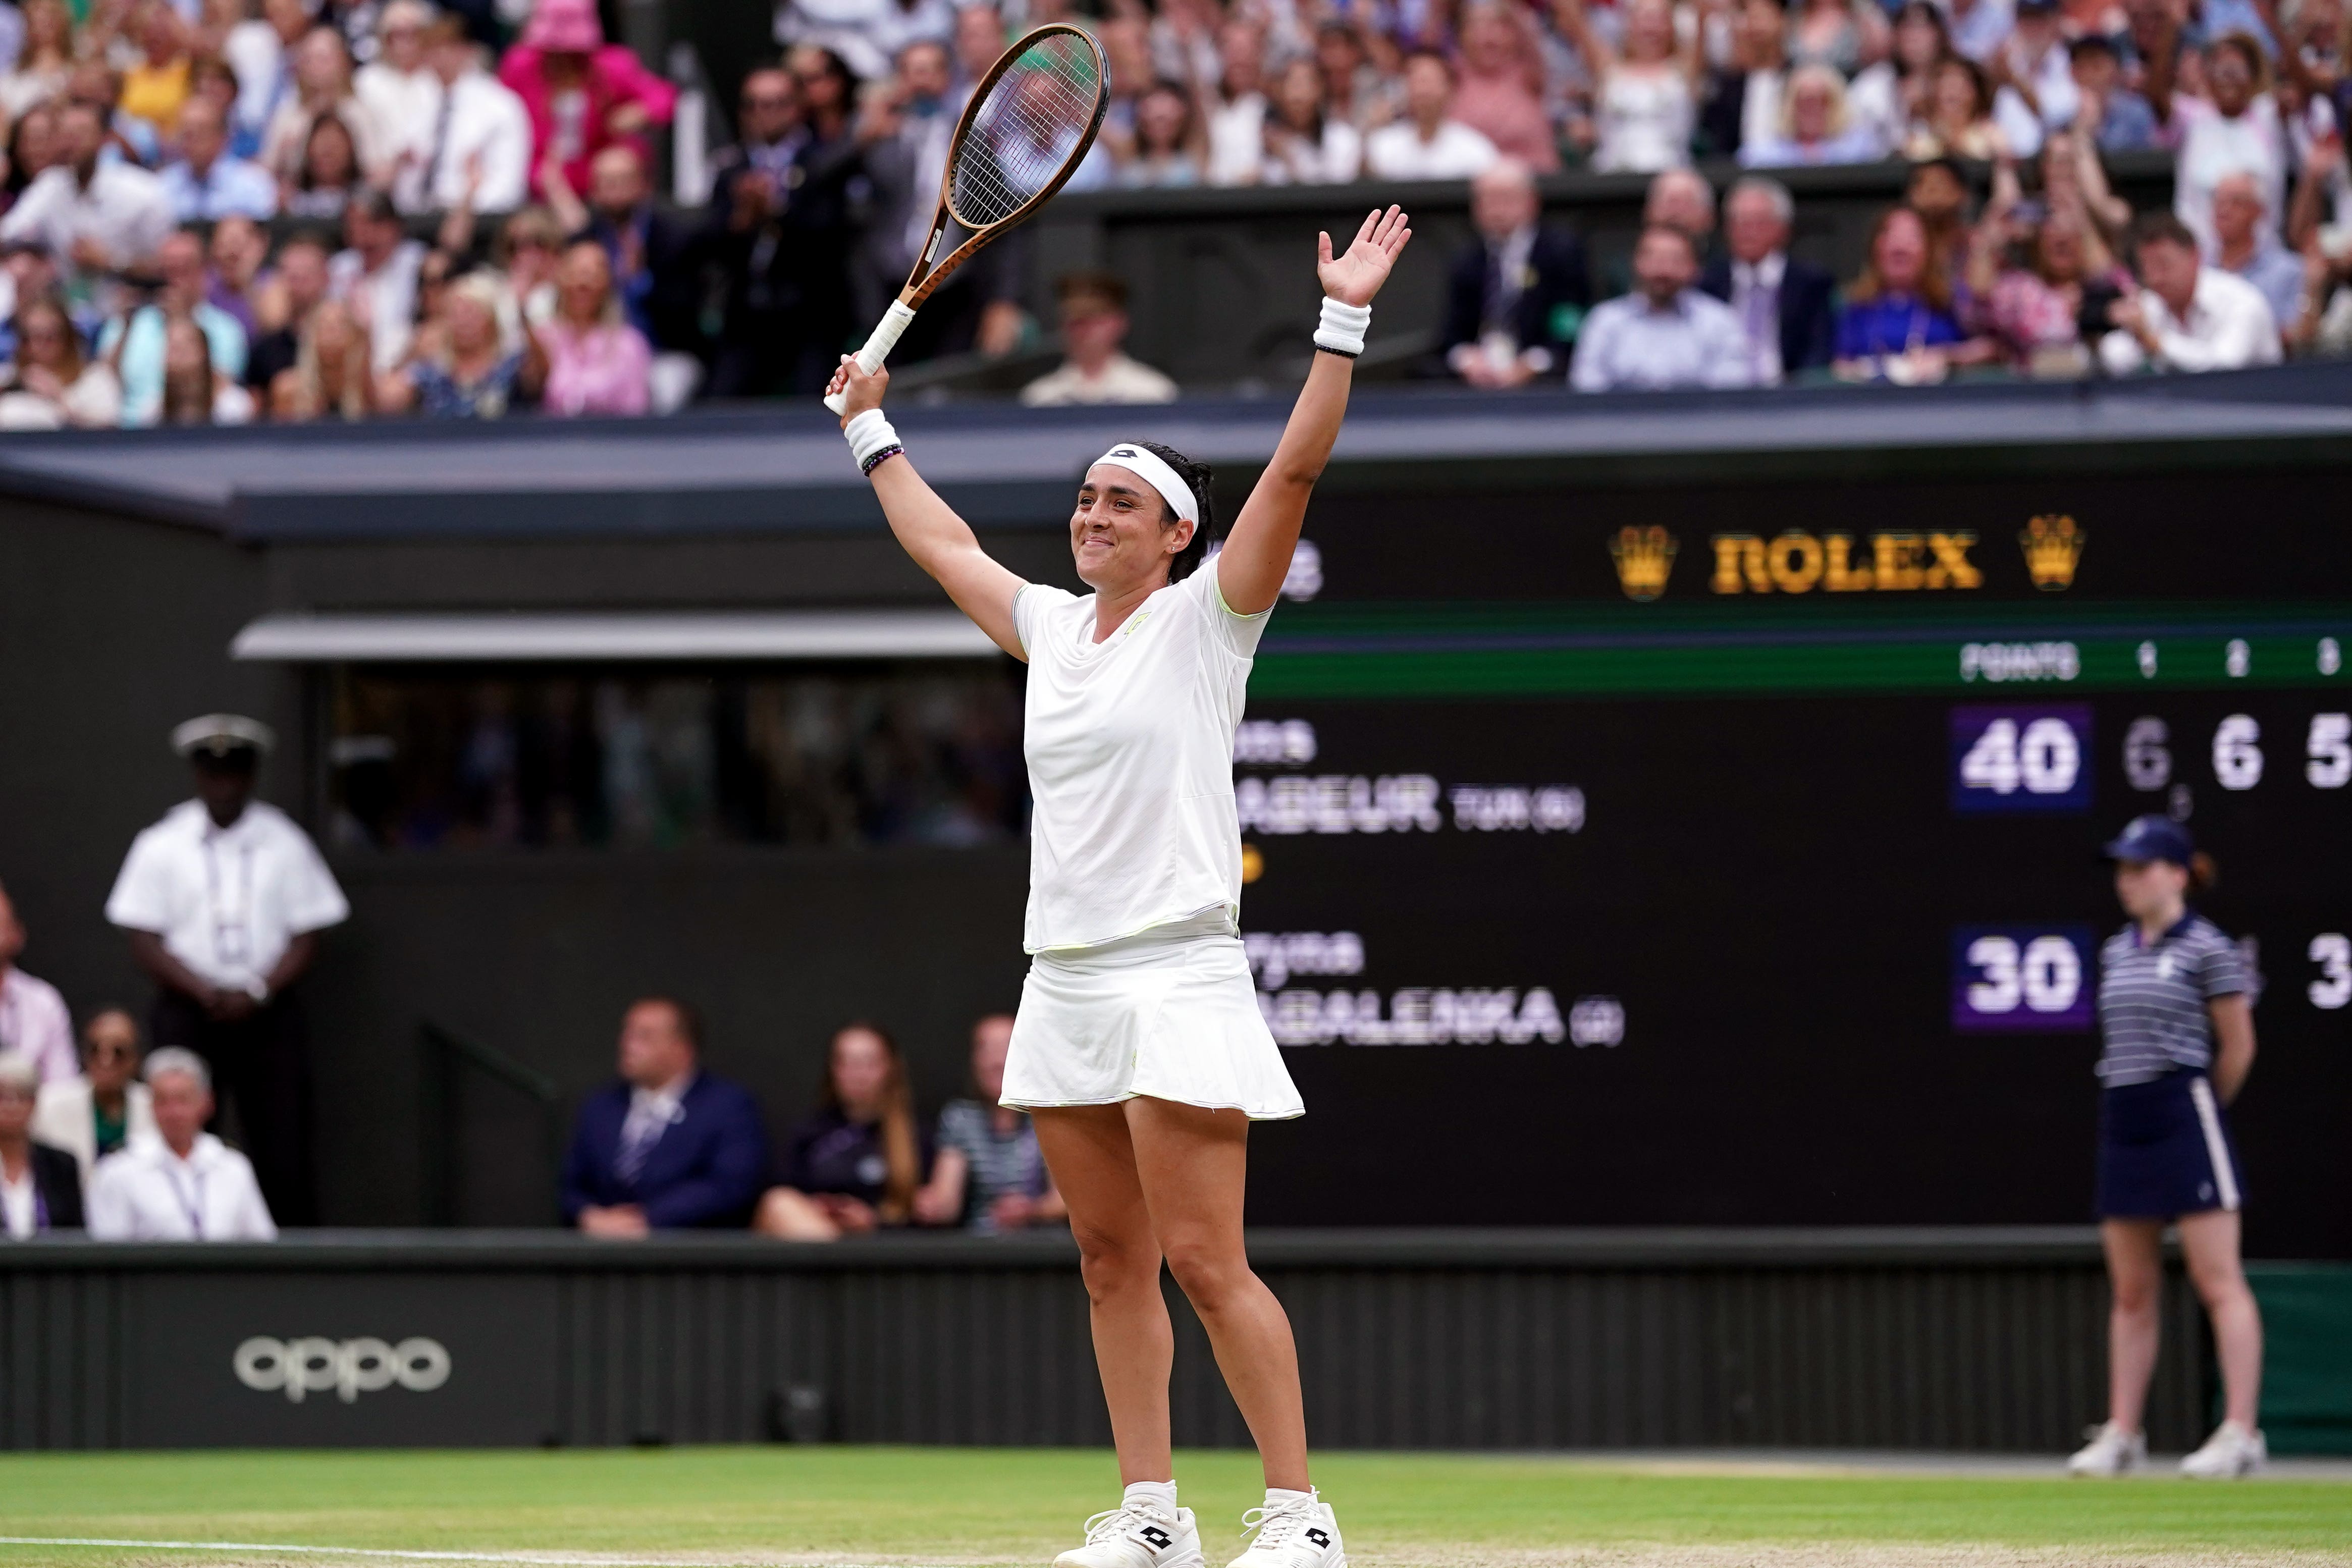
[{"x1": 2188, "y1": 851, "x2": 2219, "y2": 897}]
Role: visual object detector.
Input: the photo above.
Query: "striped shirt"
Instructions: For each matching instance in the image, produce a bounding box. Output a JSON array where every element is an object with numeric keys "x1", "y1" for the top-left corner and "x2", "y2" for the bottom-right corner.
[
  {"x1": 935, "y1": 1100, "x2": 1049, "y2": 1234},
  {"x1": 2096, "y1": 913, "x2": 2248, "y2": 1086}
]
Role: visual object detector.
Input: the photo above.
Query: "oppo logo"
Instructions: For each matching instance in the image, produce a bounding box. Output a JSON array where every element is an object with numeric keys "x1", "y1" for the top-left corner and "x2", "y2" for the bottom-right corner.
[{"x1": 233, "y1": 1336, "x2": 452, "y2": 1403}]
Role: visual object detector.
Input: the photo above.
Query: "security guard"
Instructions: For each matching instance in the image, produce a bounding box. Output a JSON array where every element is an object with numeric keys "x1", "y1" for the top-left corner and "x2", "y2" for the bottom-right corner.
[
  {"x1": 103, "y1": 716, "x2": 349, "y2": 1226},
  {"x1": 2067, "y1": 815, "x2": 2266, "y2": 1480}
]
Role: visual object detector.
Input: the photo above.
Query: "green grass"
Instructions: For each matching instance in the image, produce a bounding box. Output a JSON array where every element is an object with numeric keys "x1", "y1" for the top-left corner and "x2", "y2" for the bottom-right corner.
[{"x1": 2, "y1": 1448, "x2": 2349, "y2": 1565}]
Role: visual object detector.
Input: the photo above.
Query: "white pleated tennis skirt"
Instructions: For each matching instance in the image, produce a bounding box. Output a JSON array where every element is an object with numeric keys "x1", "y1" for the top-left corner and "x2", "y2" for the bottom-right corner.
[{"x1": 1002, "y1": 914, "x2": 1304, "y2": 1121}]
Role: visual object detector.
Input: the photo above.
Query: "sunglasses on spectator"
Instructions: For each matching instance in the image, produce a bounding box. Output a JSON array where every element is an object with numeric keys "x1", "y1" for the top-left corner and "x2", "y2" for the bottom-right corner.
[{"x1": 87, "y1": 1041, "x2": 136, "y2": 1061}]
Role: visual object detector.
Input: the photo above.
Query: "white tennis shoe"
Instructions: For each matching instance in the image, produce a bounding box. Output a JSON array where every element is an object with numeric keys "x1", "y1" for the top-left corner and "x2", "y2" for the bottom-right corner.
[
  {"x1": 2065, "y1": 1422, "x2": 2147, "y2": 1477},
  {"x1": 1225, "y1": 1491, "x2": 1344, "y2": 1568},
  {"x1": 2180, "y1": 1420, "x2": 2268, "y2": 1479},
  {"x1": 1055, "y1": 1498, "x2": 1204, "y2": 1568}
]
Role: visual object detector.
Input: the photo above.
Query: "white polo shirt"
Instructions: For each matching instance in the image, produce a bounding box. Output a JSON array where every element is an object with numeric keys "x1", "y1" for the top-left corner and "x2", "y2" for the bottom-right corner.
[
  {"x1": 0, "y1": 162, "x2": 175, "y2": 271},
  {"x1": 1362, "y1": 119, "x2": 1500, "y2": 181},
  {"x1": 87, "y1": 1133, "x2": 277, "y2": 1241},
  {"x1": 104, "y1": 800, "x2": 349, "y2": 996},
  {"x1": 2098, "y1": 267, "x2": 2281, "y2": 376}
]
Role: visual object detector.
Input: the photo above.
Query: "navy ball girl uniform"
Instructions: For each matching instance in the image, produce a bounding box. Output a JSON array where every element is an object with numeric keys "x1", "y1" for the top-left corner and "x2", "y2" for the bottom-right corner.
[{"x1": 2094, "y1": 913, "x2": 2250, "y2": 1219}]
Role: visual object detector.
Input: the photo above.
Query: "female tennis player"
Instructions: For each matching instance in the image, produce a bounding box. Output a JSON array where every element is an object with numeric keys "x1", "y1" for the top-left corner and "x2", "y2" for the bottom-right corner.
[
  {"x1": 2067, "y1": 815, "x2": 2267, "y2": 1479},
  {"x1": 828, "y1": 205, "x2": 1410, "y2": 1568}
]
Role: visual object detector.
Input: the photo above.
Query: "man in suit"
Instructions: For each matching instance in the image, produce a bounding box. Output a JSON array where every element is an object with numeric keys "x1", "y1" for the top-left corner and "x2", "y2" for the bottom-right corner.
[
  {"x1": 1698, "y1": 175, "x2": 1836, "y2": 385},
  {"x1": 1, "y1": 1051, "x2": 84, "y2": 1236},
  {"x1": 1441, "y1": 157, "x2": 1592, "y2": 389},
  {"x1": 575, "y1": 144, "x2": 706, "y2": 359},
  {"x1": 562, "y1": 997, "x2": 769, "y2": 1236}
]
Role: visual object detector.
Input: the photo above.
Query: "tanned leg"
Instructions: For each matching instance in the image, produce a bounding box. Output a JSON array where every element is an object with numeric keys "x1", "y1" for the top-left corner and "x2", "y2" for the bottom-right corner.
[
  {"x1": 2102, "y1": 1218, "x2": 2165, "y2": 1433},
  {"x1": 1125, "y1": 1097, "x2": 1309, "y2": 1492},
  {"x1": 1035, "y1": 1104, "x2": 1175, "y2": 1484},
  {"x1": 2179, "y1": 1209, "x2": 2264, "y2": 1429}
]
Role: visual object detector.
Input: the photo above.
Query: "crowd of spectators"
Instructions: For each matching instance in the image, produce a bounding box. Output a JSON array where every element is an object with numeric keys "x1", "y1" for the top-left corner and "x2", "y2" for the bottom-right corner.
[
  {"x1": 0, "y1": 704, "x2": 1064, "y2": 1241},
  {"x1": 4, "y1": 979, "x2": 1068, "y2": 1243},
  {"x1": 565, "y1": 1001, "x2": 1065, "y2": 1240},
  {"x1": 0, "y1": 0, "x2": 2345, "y2": 413},
  {"x1": 1518, "y1": 147, "x2": 2325, "y2": 388}
]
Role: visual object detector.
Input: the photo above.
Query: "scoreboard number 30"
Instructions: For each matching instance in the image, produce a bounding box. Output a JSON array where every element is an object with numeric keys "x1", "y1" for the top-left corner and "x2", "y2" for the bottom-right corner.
[
  {"x1": 1951, "y1": 705, "x2": 2092, "y2": 813},
  {"x1": 1953, "y1": 925, "x2": 2097, "y2": 1032}
]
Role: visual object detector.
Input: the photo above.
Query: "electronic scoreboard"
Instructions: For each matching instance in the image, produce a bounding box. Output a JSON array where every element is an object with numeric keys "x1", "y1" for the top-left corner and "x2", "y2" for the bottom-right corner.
[{"x1": 1237, "y1": 469, "x2": 2351, "y2": 1258}]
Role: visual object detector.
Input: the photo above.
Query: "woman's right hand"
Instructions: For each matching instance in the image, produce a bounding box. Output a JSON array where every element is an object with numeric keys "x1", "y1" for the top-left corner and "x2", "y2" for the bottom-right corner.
[{"x1": 829, "y1": 355, "x2": 888, "y2": 426}]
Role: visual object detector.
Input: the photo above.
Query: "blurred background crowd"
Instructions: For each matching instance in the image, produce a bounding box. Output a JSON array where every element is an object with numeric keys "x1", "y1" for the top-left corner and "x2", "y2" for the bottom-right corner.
[{"x1": 0, "y1": 0, "x2": 2346, "y2": 424}]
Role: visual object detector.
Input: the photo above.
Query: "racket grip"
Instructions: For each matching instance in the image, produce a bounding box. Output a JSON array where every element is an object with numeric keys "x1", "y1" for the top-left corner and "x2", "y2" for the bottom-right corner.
[{"x1": 822, "y1": 300, "x2": 918, "y2": 415}]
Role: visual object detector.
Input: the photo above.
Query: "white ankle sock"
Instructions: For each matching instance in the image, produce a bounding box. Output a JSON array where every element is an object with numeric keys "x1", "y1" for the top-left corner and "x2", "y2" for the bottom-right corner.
[
  {"x1": 1126, "y1": 1481, "x2": 1178, "y2": 1514},
  {"x1": 1263, "y1": 1487, "x2": 1314, "y2": 1508}
]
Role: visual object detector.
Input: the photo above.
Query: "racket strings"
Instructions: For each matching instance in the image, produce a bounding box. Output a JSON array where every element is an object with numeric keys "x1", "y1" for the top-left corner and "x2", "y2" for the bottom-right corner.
[{"x1": 950, "y1": 35, "x2": 1102, "y2": 228}]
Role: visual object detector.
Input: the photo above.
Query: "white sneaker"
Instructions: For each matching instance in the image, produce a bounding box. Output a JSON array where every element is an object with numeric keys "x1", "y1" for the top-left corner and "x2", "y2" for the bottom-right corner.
[
  {"x1": 2181, "y1": 1420, "x2": 2268, "y2": 1479},
  {"x1": 2066, "y1": 1422, "x2": 2147, "y2": 1477},
  {"x1": 1226, "y1": 1491, "x2": 1344, "y2": 1568},
  {"x1": 1055, "y1": 1499, "x2": 1204, "y2": 1568}
]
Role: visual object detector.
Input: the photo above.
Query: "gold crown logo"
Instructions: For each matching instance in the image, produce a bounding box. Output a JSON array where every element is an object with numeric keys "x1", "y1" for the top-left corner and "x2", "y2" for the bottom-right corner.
[
  {"x1": 1610, "y1": 525, "x2": 1677, "y2": 602},
  {"x1": 2020, "y1": 515, "x2": 2085, "y2": 591}
]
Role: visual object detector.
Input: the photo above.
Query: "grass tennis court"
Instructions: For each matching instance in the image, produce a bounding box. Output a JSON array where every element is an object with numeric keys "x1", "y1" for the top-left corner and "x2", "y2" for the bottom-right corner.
[{"x1": 4, "y1": 1448, "x2": 2350, "y2": 1568}]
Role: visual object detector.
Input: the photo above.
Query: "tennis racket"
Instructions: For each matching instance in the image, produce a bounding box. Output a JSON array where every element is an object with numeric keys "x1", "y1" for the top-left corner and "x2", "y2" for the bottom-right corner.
[{"x1": 822, "y1": 23, "x2": 1110, "y2": 414}]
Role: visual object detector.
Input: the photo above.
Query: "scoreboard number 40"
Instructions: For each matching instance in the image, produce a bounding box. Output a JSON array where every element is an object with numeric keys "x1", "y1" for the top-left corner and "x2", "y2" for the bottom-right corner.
[{"x1": 1951, "y1": 705, "x2": 2092, "y2": 812}]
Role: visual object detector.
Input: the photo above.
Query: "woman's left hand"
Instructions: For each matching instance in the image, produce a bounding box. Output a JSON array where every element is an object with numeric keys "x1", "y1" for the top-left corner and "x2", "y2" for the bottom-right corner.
[
  {"x1": 823, "y1": 1195, "x2": 879, "y2": 1233},
  {"x1": 1317, "y1": 203, "x2": 1412, "y2": 307}
]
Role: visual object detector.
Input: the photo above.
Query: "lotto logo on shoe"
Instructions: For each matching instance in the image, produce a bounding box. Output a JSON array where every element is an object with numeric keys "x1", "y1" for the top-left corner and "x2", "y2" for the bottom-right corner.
[
  {"x1": 1305, "y1": 1530, "x2": 1331, "y2": 1548},
  {"x1": 233, "y1": 1335, "x2": 452, "y2": 1403},
  {"x1": 1138, "y1": 1527, "x2": 1173, "y2": 1550}
]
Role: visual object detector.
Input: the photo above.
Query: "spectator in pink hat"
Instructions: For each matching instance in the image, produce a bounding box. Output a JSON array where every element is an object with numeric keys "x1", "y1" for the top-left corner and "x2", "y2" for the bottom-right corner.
[{"x1": 498, "y1": 0, "x2": 676, "y2": 205}]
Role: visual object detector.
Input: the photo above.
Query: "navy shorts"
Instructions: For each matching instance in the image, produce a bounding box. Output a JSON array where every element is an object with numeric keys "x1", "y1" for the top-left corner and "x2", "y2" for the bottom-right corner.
[{"x1": 2096, "y1": 1070, "x2": 2245, "y2": 1220}]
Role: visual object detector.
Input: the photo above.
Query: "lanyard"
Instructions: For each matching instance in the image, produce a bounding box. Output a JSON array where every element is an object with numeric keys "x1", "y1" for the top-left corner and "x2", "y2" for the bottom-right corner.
[
  {"x1": 165, "y1": 1160, "x2": 206, "y2": 1238},
  {"x1": 201, "y1": 829, "x2": 257, "y2": 971}
]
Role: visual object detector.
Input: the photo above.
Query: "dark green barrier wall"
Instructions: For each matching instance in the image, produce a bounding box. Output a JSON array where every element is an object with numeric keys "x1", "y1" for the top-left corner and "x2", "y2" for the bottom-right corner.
[{"x1": 2251, "y1": 1264, "x2": 2352, "y2": 1454}]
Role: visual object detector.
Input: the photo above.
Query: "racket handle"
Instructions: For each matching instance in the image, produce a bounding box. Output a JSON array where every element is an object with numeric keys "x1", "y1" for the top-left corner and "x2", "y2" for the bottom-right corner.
[{"x1": 823, "y1": 300, "x2": 918, "y2": 415}]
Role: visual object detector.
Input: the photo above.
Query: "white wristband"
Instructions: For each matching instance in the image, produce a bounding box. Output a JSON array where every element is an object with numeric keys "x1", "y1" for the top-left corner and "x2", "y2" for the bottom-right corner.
[
  {"x1": 1314, "y1": 297, "x2": 1371, "y2": 358},
  {"x1": 844, "y1": 408, "x2": 901, "y2": 473}
]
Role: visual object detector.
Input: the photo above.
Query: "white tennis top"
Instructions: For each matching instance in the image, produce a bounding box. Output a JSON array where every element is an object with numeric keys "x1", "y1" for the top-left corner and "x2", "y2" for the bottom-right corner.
[{"x1": 1012, "y1": 563, "x2": 1271, "y2": 953}]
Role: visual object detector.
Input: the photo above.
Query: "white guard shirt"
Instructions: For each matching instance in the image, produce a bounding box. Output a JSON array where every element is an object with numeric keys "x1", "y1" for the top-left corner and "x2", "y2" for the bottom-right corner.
[
  {"x1": 86, "y1": 1132, "x2": 278, "y2": 1241},
  {"x1": 104, "y1": 800, "x2": 351, "y2": 994},
  {"x1": 1013, "y1": 562, "x2": 1272, "y2": 952}
]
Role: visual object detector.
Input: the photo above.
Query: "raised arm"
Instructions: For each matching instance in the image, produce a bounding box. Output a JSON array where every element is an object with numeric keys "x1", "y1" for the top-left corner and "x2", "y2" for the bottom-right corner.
[
  {"x1": 2142, "y1": 10, "x2": 2182, "y2": 127},
  {"x1": 1217, "y1": 206, "x2": 1411, "y2": 616},
  {"x1": 1552, "y1": 0, "x2": 1618, "y2": 77},
  {"x1": 829, "y1": 362, "x2": 1027, "y2": 658}
]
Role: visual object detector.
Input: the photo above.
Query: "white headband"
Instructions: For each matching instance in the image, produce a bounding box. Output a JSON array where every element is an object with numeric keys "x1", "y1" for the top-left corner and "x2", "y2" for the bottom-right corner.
[{"x1": 1090, "y1": 444, "x2": 1198, "y2": 525}]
